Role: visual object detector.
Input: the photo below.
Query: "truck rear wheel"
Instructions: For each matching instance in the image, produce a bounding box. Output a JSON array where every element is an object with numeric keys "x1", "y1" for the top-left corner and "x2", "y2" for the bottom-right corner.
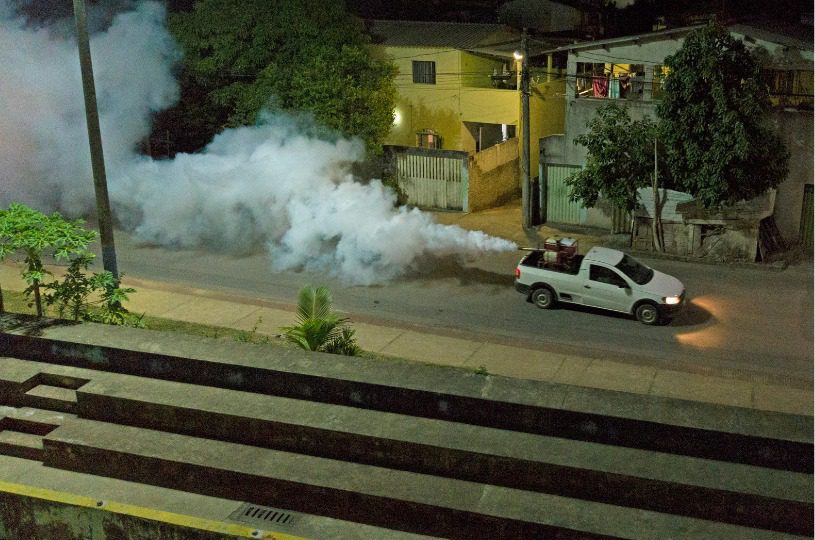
[
  {"x1": 531, "y1": 287, "x2": 555, "y2": 309},
  {"x1": 635, "y1": 302, "x2": 659, "y2": 325}
]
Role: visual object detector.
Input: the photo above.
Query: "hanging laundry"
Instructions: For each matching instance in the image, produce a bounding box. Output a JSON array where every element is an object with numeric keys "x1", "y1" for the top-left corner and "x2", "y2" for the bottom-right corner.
[
  {"x1": 619, "y1": 74, "x2": 631, "y2": 98},
  {"x1": 609, "y1": 76, "x2": 620, "y2": 99},
  {"x1": 592, "y1": 75, "x2": 608, "y2": 97}
]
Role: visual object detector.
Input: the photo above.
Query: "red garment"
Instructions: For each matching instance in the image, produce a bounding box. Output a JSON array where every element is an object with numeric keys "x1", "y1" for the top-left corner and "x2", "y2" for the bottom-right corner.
[{"x1": 592, "y1": 76, "x2": 608, "y2": 97}]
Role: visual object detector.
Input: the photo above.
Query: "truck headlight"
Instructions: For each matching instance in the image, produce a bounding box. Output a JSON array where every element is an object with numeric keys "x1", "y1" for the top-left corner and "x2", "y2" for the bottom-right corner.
[{"x1": 664, "y1": 296, "x2": 681, "y2": 305}]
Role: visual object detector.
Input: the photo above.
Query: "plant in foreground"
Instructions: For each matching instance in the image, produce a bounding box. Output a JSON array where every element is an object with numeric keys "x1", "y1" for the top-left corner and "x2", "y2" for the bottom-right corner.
[{"x1": 281, "y1": 286, "x2": 360, "y2": 356}]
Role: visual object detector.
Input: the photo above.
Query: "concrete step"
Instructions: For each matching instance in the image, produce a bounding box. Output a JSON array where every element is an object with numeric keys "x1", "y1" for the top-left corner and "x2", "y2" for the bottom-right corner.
[
  {"x1": 0, "y1": 429, "x2": 44, "y2": 460},
  {"x1": 4, "y1": 332, "x2": 812, "y2": 472},
  {"x1": 0, "y1": 359, "x2": 88, "y2": 414},
  {"x1": 72, "y1": 376, "x2": 813, "y2": 536},
  {"x1": 24, "y1": 385, "x2": 78, "y2": 413},
  {"x1": 2, "y1": 335, "x2": 813, "y2": 538},
  {"x1": 42, "y1": 418, "x2": 803, "y2": 540},
  {"x1": 0, "y1": 407, "x2": 68, "y2": 461},
  {"x1": 0, "y1": 454, "x2": 440, "y2": 540}
]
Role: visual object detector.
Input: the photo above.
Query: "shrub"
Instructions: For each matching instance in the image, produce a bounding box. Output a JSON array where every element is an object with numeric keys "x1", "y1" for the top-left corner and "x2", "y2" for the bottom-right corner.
[{"x1": 281, "y1": 286, "x2": 360, "y2": 356}]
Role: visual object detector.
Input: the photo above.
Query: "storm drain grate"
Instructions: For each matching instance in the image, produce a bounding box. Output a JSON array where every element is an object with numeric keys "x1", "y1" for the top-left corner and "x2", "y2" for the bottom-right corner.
[{"x1": 228, "y1": 503, "x2": 299, "y2": 529}]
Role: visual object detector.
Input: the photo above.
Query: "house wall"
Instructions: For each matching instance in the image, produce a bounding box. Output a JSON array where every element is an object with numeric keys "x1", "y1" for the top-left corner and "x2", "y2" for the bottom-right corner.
[
  {"x1": 529, "y1": 78, "x2": 567, "y2": 182},
  {"x1": 542, "y1": 30, "x2": 813, "y2": 239},
  {"x1": 767, "y1": 110, "x2": 814, "y2": 245},
  {"x1": 468, "y1": 138, "x2": 520, "y2": 211},
  {"x1": 382, "y1": 44, "x2": 566, "y2": 175},
  {"x1": 386, "y1": 47, "x2": 472, "y2": 150},
  {"x1": 542, "y1": 36, "x2": 678, "y2": 229},
  {"x1": 459, "y1": 88, "x2": 519, "y2": 125},
  {"x1": 565, "y1": 37, "x2": 689, "y2": 101}
]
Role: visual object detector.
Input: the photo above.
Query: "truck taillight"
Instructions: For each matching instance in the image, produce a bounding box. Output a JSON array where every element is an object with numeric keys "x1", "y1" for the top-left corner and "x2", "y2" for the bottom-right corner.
[{"x1": 515, "y1": 266, "x2": 520, "y2": 279}]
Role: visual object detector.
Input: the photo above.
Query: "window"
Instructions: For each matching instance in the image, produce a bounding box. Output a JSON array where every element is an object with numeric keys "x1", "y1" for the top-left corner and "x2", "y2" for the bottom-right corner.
[
  {"x1": 589, "y1": 265, "x2": 627, "y2": 287},
  {"x1": 614, "y1": 254, "x2": 653, "y2": 285},
  {"x1": 412, "y1": 61, "x2": 436, "y2": 84},
  {"x1": 575, "y1": 62, "x2": 603, "y2": 97},
  {"x1": 576, "y1": 63, "x2": 645, "y2": 100},
  {"x1": 417, "y1": 129, "x2": 442, "y2": 149}
]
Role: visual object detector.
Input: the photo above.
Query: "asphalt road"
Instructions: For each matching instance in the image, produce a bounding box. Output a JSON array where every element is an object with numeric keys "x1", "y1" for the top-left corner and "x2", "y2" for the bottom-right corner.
[{"x1": 109, "y1": 230, "x2": 813, "y2": 387}]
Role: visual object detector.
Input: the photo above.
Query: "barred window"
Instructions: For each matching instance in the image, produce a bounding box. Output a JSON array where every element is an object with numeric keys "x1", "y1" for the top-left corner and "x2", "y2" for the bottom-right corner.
[{"x1": 412, "y1": 61, "x2": 436, "y2": 84}]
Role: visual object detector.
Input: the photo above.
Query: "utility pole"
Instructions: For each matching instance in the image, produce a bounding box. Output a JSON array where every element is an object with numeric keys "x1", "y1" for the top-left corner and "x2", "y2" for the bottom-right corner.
[
  {"x1": 73, "y1": 0, "x2": 119, "y2": 280},
  {"x1": 520, "y1": 27, "x2": 532, "y2": 229}
]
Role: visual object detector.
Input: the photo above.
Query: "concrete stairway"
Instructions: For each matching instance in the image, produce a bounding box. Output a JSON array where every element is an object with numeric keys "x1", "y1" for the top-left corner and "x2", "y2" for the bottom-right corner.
[{"x1": 0, "y1": 328, "x2": 812, "y2": 539}]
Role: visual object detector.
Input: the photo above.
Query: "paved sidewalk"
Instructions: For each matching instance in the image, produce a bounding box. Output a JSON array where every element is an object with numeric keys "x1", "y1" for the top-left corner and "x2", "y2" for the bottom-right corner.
[{"x1": 0, "y1": 259, "x2": 811, "y2": 416}]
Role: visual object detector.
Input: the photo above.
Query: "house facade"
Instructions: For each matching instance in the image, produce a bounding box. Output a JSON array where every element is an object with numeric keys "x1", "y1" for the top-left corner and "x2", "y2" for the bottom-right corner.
[
  {"x1": 539, "y1": 24, "x2": 814, "y2": 257},
  {"x1": 367, "y1": 19, "x2": 568, "y2": 211}
]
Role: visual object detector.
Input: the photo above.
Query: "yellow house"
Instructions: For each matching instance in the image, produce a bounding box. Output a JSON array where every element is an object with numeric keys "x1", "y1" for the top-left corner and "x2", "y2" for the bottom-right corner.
[{"x1": 367, "y1": 19, "x2": 566, "y2": 172}]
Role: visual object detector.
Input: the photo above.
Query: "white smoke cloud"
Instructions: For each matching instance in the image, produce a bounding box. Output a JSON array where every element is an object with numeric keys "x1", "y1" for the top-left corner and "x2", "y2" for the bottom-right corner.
[
  {"x1": 0, "y1": 0, "x2": 179, "y2": 214},
  {"x1": 0, "y1": 0, "x2": 516, "y2": 285}
]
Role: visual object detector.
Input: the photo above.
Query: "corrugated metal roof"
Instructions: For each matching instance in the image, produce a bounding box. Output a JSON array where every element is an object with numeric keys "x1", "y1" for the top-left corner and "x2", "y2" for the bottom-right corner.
[
  {"x1": 365, "y1": 19, "x2": 568, "y2": 58},
  {"x1": 548, "y1": 24, "x2": 704, "y2": 54},
  {"x1": 366, "y1": 19, "x2": 519, "y2": 50}
]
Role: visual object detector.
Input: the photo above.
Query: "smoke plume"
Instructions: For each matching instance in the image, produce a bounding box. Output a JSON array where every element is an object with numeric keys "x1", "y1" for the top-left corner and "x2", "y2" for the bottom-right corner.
[{"x1": 0, "y1": 1, "x2": 516, "y2": 285}]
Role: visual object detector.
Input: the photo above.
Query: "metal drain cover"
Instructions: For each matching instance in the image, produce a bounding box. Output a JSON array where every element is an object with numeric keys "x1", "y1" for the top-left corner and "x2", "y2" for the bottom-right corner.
[{"x1": 228, "y1": 503, "x2": 299, "y2": 529}]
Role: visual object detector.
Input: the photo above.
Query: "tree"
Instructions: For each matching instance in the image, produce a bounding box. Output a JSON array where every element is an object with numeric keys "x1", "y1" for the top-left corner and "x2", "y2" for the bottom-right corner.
[
  {"x1": 657, "y1": 22, "x2": 789, "y2": 209},
  {"x1": 0, "y1": 203, "x2": 140, "y2": 324},
  {"x1": 567, "y1": 102, "x2": 669, "y2": 249},
  {"x1": 281, "y1": 285, "x2": 360, "y2": 356},
  {"x1": 157, "y1": 0, "x2": 396, "y2": 155},
  {"x1": 0, "y1": 203, "x2": 95, "y2": 316}
]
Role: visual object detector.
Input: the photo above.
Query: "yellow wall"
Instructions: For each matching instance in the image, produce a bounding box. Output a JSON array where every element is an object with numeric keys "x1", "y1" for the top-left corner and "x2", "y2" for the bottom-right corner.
[
  {"x1": 528, "y1": 78, "x2": 567, "y2": 173},
  {"x1": 379, "y1": 44, "x2": 566, "y2": 170},
  {"x1": 386, "y1": 47, "x2": 468, "y2": 149}
]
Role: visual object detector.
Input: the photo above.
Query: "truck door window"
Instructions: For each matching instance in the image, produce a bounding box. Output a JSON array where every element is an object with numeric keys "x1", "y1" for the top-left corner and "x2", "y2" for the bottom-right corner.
[{"x1": 590, "y1": 265, "x2": 626, "y2": 287}]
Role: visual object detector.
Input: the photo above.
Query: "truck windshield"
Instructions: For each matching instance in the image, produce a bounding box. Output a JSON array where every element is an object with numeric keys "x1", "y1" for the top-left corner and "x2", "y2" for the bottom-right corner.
[{"x1": 615, "y1": 254, "x2": 653, "y2": 285}]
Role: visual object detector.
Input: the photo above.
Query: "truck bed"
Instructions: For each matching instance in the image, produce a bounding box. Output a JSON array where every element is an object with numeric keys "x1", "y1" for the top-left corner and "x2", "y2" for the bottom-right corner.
[{"x1": 519, "y1": 250, "x2": 583, "y2": 275}]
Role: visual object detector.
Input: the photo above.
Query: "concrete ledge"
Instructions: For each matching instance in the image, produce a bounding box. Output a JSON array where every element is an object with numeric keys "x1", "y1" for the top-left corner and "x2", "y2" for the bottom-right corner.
[
  {"x1": 1, "y1": 322, "x2": 812, "y2": 539},
  {"x1": 1, "y1": 326, "x2": 811, "y2": 474},
  {"x1": 41, "y1": 419, "x2": 804, "y2": 540},
  {"x1": 76, "y1": 386, "x2": 811, "y2": 534},
  {"x1": 0, "y1": 479, "x2": 267, "y2": 540},
  {"x1": 0, "y1": 455, "x2": 439, "y2": 540}
]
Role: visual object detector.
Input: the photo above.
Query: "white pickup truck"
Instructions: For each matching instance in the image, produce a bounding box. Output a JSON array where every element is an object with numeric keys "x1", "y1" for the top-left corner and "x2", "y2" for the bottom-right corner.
[{"x1": 514, "y1": 245, "x2": 686, "y2": 325}]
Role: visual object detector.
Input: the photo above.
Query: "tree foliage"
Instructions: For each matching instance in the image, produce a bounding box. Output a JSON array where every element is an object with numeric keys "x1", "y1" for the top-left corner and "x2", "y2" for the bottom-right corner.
[
  {"x1": 657, "y1": 22, "x2": 789, "y2": 208},
  {"x1": 567, "y1": 103, "x2": 664, "y2": 213},
  {"x1": 158, "y1": 0, "x2": 396, "y2": 155},
  {"x1": 0, "y1": 203, "x2": 140, "y2": 324},
  {"x1": 0, "y1": 203, "x2": 95, "y2": 316}
]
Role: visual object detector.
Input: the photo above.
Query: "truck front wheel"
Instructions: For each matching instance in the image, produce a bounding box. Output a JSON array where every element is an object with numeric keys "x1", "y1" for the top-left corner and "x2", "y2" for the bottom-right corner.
[
  {"x1": 531, "y1": 287, "x2": 556, "y2": 309},
  {"x1": 635, "y1": 302, "x2": 659, "y2": 325}
]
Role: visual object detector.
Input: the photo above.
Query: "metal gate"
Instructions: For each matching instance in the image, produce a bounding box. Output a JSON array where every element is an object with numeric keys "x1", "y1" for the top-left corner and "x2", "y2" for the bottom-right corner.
[
  {"x1": 386, "y1": 146, "x2": 469, "y2": 211},
  {"x1": 541, "y1": 163, "x2": 583, "y2": 225},
  {"x1": 800, "y1": 184, "x2": 813, "y2": 253}
]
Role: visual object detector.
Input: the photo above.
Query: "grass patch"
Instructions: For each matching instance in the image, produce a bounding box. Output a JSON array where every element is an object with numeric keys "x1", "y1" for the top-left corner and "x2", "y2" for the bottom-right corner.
[
  {"x1": 0, "y1": 288, "x2": 422, "y2": 364},
  {"x1": 3, "y1": 288, "x2": 305, "y2": 352},
  {"x1": 2, "y1": 288, "x2": 46, "y2": 316}
]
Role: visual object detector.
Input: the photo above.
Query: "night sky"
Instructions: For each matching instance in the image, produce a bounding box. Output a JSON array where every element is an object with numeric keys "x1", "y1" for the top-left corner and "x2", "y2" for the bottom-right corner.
[{"x1": 12, "y1": 0, "x2": 813, "y2": 37}]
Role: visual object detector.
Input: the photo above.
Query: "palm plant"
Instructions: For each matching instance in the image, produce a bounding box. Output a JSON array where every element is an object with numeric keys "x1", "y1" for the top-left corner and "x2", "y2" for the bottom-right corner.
[{"x1": 282, "y1": 286, "x2": 360, "y2": 355}]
